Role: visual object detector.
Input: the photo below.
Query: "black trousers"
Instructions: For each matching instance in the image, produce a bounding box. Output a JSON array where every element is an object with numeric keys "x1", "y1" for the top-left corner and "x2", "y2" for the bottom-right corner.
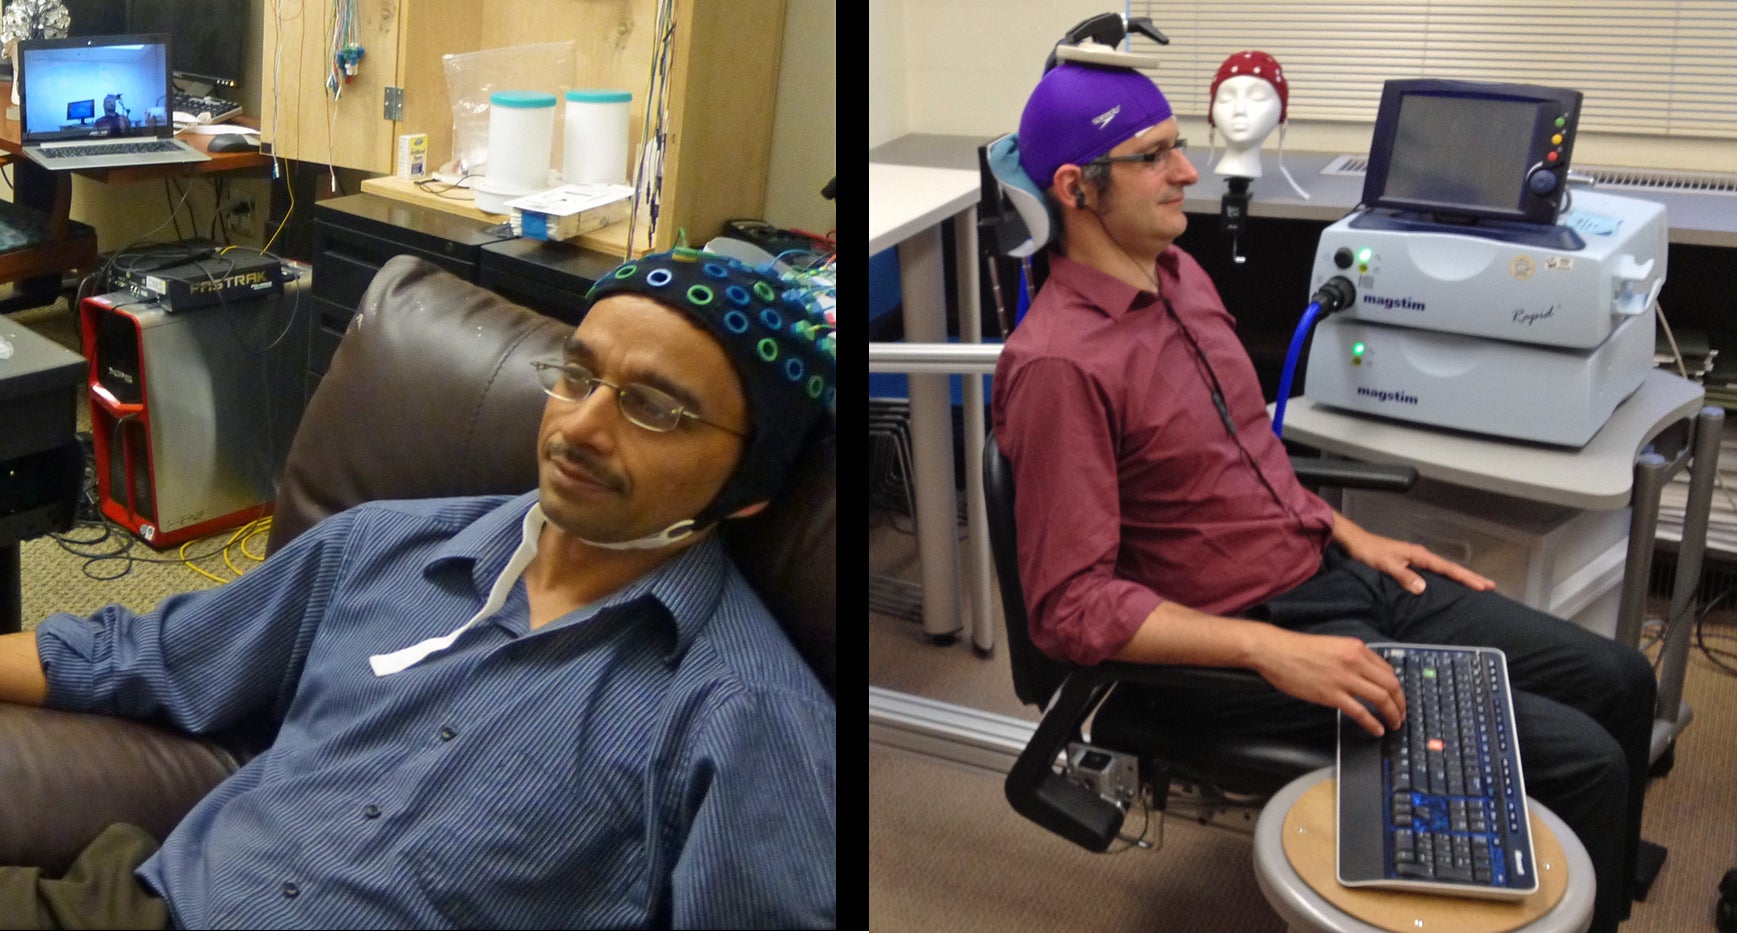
[
  {"x1": 1134, "y1": 546, "x2": 1655, "y2": 933},
  {"x1": 0, "y1": 824, "x2": 169, "y2": 930}
]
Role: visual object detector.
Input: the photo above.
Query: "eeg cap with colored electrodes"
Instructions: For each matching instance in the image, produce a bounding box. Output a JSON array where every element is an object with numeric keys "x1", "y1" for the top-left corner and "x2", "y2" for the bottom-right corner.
[{"x1": 583, "y1": 248, "x2": 836, "y2": 534}]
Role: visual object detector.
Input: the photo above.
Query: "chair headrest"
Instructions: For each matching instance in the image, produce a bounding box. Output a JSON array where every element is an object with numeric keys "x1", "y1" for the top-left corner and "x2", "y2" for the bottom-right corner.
[{"x1": 985, "y1": 133, "x2": 1053, "y2": 258}]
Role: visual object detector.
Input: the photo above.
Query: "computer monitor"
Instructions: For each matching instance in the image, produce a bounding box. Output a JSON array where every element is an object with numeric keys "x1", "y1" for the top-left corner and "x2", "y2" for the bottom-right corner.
[
  {"x1": 1361, "y1": 79, "x2": 1583, "y2": 227},
  {"x1": 128, "y1": 0, "x2": 247, "y2": 90},
  {"x1": 67, "y1": 98, "x2": 96, "y2": 123},
  {"x1": 64, "y1": 0, "x2": 131, "y2": 38}
]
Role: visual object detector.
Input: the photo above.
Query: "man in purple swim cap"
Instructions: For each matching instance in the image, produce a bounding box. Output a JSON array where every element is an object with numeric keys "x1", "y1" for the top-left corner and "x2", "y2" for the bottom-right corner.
[{"x1": 993, "y1": 51, "x2": 1653, "y2": 933}]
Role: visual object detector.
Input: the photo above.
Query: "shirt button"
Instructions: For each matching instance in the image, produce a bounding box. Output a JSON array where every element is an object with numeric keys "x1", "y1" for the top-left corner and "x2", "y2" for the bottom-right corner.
[
  {"x1": 363, "y1": 804, "x2": 381, "y2": 819},
  {"x1": 439, "y1": 727, "x2": 457, "y2": 741},
  {"x1": 282, "y1": 881, "x2": 299, "y2": 899}
]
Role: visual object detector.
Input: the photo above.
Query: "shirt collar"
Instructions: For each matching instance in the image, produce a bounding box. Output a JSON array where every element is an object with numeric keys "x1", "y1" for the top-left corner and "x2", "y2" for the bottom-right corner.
[
  {"x1": 419, "y1": 491, "x2": 733, "y2": 661},
  {"x1": 1046, "y1": 248, "x2": 1182, "y2": 321}
]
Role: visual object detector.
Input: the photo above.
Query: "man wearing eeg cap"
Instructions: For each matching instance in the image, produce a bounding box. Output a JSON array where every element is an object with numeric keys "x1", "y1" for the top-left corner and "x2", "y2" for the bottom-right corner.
[
  {"x1": 563, "y1": 248, "x2": 837, "y2": 549},
  {"x1": 0, "y1": 248, "x2": 835, "y2": 928},
  {"x1": 993, "y1": 48, "x2": 1653, "y2": 933}
]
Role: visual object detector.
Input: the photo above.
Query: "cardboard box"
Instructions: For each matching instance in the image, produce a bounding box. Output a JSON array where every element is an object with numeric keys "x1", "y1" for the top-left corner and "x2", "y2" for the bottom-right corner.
[{"x1": 505, "y1": 183, "x2": 633, "y2": 242}]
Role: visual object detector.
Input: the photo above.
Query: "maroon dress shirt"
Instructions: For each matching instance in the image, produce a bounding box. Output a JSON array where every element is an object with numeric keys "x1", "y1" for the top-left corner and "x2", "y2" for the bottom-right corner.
[{"x1": 991, "y1": 249, "x2": 1335, "y2": 665}]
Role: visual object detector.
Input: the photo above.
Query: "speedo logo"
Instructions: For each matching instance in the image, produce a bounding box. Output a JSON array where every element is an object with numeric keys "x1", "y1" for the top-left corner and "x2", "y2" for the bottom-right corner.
[
  {"x1": 1092, "y1": 105, "x2": 1121, "y2": 130},
  {"x1": 1361, "y1": 293, "x2": 1426, "y2": 312},
  {"x1": 1356, "y1": 386, "x2": 1420, "y2": 406}
]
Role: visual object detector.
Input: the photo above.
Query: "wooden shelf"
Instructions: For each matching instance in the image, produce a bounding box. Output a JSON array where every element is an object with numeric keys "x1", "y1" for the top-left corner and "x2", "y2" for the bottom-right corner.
[
  {"x1": 262, "y1": 0, "x2": 783, "y2": 253},
  {"x1": 358, "y1": 175, "x2": 642, "y2": 258}
]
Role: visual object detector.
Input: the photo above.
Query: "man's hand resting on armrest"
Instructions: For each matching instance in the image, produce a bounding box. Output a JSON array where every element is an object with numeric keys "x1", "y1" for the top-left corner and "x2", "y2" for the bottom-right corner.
[
  {"x1": 0, "y1": 631, "x2": 48, "y2": 706},
  {"x1": 1110, "y1": 600, "x2": 1406, "y2": 738}
]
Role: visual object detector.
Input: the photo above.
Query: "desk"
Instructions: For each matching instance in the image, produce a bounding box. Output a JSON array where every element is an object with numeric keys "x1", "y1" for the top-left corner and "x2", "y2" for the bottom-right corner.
[
  {"x1": 0, "y1": 318, "x2": 84, "y2": 635},
  {"x1": 0, "y1": 81, "x2": 272, "y2": 307},
  {"x1": 868, "y1": 161, "x2": 994, "y2": 652},
  {"x1": 0, "y1": 83, "x2": 273, "y2": 183},
  {"x1": 870, "y1": 134, "x2": 1737, "y2": 248},
  {"x1": 1281, "y1": 371, "x2": 1721, "y2": 760}
]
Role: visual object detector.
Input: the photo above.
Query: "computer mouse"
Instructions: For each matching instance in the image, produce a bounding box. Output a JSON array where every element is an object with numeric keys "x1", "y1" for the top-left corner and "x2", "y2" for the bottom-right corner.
[{"x1": 208, "y1": 133, "x2": 259, "y2": 153}]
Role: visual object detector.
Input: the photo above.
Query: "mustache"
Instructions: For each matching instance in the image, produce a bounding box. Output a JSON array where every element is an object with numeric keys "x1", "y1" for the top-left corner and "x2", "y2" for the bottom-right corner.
[{"x1": 545, "y1": 439, "x2": 627, "y2": 492}]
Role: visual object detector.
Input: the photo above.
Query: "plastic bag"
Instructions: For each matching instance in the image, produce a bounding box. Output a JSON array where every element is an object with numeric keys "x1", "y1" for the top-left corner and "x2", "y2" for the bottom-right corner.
[{"x1": 441, "y1": 40, "x2": 575, "y2": 177}]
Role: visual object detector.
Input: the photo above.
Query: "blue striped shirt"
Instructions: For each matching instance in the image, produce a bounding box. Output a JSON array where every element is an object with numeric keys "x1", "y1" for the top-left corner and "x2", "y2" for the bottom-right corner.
[{"x1": 35, "y1": 491, "x2": 835, "y2": 929}]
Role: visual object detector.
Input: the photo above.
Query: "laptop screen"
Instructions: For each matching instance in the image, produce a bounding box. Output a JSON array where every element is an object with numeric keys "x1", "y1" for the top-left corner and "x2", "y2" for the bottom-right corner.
[{"x1": 17, "y1": 34, "x2": 175, "y2": 143}]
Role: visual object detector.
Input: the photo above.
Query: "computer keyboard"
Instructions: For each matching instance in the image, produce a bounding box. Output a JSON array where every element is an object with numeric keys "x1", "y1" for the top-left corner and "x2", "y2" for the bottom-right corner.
[
  {"x1": 40, "y1": 140, "x2": 189, "y2": 158},
  {"x1": 1336, "y1": 644, "x2": 1538, "y2": 900},
  {"x1": 172, "y1": 91, "x2": 243, "y2": 123}
]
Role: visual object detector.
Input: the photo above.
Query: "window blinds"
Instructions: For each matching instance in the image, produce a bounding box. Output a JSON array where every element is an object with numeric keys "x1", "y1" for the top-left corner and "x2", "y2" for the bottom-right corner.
[{"x1": 1126, "y1": 1, "x2": 1737, "y2": 139}]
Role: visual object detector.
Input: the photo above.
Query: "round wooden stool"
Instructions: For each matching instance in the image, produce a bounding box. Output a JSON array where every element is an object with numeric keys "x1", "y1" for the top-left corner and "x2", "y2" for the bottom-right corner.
[{"x1": 1252, "y1": 768, "x2": 1594, "y2": 933}]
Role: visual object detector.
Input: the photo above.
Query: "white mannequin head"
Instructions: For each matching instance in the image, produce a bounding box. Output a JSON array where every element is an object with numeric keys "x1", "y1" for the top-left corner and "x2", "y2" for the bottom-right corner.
[{"x1": 1208, "y1": 51, "x2": 1289, "y2": 179}]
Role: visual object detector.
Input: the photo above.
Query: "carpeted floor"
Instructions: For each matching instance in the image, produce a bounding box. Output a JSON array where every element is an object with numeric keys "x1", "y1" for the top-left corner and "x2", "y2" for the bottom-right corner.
[
  {"x1": 870, "y1": 511, "x2": 1737, "y2": 932},
  {"x1": 8, "y1": 298, "x2": 249, "y2": 629}
]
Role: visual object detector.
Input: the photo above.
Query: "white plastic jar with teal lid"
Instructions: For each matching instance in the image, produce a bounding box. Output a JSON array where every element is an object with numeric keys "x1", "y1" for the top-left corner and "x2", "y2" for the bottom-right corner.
[
  {"x1": 483, "y1": 90, "x2": 557, "y2": 206},
  {"x1": 563, "y1": 89, "x2": 632, "y2": 185}
]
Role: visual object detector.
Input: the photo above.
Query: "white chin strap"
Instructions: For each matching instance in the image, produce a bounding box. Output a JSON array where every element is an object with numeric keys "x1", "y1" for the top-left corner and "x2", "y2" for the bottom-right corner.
[{"x1": 577, "y1": 519, "x2": 697, "y2": 551}]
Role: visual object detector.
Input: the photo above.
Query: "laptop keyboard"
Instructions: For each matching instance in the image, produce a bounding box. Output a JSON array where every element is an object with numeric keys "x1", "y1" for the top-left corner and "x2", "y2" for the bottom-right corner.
[
  {"x1": 40, "y1": 140, "x2": 188, "y2": 159},
  {"x1": 1336, "y1": 644, "x2": 1538, "y2": 899}
]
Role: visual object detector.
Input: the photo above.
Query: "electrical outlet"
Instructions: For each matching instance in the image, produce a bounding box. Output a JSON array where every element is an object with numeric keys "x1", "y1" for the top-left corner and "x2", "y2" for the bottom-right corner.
[{"x1": 222, "y1": 193, "x2": 258, "y2": 240}]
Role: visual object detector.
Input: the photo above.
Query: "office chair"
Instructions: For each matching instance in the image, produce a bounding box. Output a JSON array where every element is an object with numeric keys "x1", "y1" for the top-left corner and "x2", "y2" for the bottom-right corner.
[{"x1": 0, "y1": 158, "x2": 99, "y2": 312}]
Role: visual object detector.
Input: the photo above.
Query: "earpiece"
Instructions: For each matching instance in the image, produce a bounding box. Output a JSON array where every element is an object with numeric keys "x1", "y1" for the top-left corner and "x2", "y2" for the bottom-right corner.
[{"x1": 1074, "y1": 189, "x2": 1086, "y2": 210}]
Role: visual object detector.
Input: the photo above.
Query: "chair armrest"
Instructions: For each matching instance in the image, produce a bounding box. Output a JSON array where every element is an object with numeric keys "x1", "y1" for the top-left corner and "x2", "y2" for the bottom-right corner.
[
  {"x1": 1290, "y1": 456, "x2": 1418, "y2": 493},
  {"x1": 0, "y1": 704, "x2": 238, "y2": 874},
  {"x1": 1004, "y1": 662, "x2": 1273, "y2": 851}
]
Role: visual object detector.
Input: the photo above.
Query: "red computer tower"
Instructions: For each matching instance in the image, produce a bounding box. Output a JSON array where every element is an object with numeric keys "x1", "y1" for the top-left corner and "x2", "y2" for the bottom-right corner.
[{"x1": 80, "y1": 272, "x2": 309, "y2": 548}]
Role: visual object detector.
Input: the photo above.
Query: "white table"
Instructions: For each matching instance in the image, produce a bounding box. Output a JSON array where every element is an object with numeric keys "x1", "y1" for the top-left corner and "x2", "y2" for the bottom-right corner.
[
  {"x1": 868, "y1": 161, "x2": 995, "y2": 652},
  {"x1": 1281, "y1": 370, "x2": 1721, "y2": 761}
]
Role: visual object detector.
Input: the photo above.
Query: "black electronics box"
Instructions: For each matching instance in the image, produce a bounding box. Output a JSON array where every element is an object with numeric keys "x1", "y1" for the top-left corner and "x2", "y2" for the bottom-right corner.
[{"x1": 111, "y1": 251, "x2": 286, "y2": 312}]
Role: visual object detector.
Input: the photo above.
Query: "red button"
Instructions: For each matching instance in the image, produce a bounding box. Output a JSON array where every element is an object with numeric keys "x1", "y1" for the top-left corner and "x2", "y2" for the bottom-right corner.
[
  {"x1": 1428, "y1": 738, "x2": 1445, "y2": 752},
  {"x1": 1546, "y1": 151, "x2": 1559, "y2": 162}
]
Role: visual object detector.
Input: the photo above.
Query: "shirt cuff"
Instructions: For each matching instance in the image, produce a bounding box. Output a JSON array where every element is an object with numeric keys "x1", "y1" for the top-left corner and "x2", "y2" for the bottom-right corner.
[{"x1": 34, "y1": 612, "x2": 114, "y2": 713}]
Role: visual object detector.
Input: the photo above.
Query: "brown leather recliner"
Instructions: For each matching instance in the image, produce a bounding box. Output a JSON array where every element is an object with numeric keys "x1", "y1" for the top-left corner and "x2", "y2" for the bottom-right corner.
[{"x1": 0, "y1": 255, "x2": 836, "y2": 875}]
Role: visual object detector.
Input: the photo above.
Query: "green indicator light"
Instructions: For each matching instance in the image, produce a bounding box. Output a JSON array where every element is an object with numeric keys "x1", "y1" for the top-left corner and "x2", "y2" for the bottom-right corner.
[
  {"x1": 1423, "y1": 667, "x2": 1436, "y2": 678},
  {"x1": 1555, "y1": 116, "x2": 1566, "y2": 128},
  {"x1": 1358, "y1": 248, "x2": 1373, "y2": 263},
  {"x1": 1352, "y1": 342, "x2": 1366, "y2": 356}
]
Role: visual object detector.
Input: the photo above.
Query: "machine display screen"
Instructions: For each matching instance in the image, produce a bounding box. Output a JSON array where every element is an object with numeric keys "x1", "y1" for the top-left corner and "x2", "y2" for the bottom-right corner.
[{"x1": 1361, "y1": 79, "x2": 1582, "y2": 226}]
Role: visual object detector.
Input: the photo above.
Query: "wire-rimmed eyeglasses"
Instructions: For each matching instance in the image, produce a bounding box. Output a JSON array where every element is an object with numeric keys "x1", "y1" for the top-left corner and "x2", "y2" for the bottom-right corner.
[{"x1": 531, "y1": 360, "x2": 749, "y2": 438}]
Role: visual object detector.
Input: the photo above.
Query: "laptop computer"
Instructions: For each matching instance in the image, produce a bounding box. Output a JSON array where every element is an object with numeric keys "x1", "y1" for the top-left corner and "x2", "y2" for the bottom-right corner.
[{"x1": 15, "y1": 34, "x2": 208, "y2": 171}]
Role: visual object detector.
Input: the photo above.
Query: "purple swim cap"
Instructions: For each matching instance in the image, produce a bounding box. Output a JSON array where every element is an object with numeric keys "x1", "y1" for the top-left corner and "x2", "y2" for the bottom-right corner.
[{"x1": 1017, "y1": 62, "x2": 1174, "y2": 192}]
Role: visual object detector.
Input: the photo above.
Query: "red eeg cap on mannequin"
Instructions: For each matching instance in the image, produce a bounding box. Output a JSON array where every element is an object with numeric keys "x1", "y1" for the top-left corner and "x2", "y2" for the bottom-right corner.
[{"x1": 1209, "y1": 50, "x2": 1289, "y2": 126}]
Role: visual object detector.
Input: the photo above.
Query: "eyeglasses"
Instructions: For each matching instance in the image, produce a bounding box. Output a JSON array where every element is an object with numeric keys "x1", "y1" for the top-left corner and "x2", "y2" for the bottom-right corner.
[
  {"x1": 531, "y1": 360, "x2": 749, "y2": 438},
  {"x1": 1086, "y1": 138, "x2": 1188, "y2": 170}
]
